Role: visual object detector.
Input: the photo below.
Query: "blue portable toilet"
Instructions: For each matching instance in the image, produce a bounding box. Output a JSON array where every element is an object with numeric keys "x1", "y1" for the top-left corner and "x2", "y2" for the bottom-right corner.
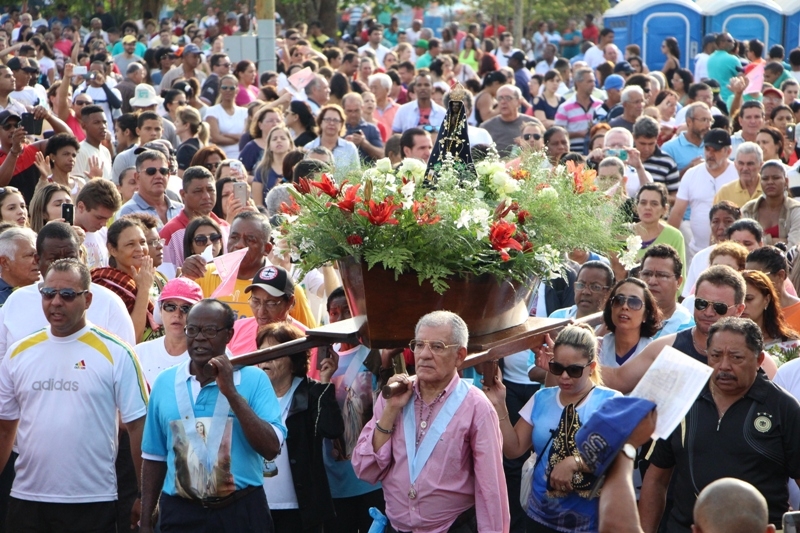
[
  {"x1": 783, "y1": 0, "x2": 800, "y2": 50},
  {"x1": 602, "y1": 0, "x2": 704, "y2": 72},
  {"x1": 699, "y1": 0, "x2": 783, "y2": 50}
]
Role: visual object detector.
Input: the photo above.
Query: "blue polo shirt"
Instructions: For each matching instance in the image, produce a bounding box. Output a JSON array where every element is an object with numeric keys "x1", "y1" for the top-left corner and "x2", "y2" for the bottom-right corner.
[
  {"x1": 118, "y1": 192, "x2": 183, "y2": 227},
  {"x1": 141, "y1": 362, "x2": 286, "y2": 497},
  {"x1": 661, "y1": 132, "x2": 704, "y2": 171}
]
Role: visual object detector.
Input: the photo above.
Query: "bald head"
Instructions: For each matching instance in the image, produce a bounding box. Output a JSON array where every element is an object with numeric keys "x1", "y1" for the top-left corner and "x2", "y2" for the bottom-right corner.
[{"x1": 692, "y1": 478, "x2": 775, "y2": 533}]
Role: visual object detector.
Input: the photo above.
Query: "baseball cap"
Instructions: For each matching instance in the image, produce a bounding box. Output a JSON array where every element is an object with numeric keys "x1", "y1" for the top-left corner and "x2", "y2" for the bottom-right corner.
[
  {"x1": 122, "y1": 34, "x2": 137, "y2": 44},
  {"x1": 182, "y1": 43, "x2": 202, "y2": 56},
  {"x1": 0, "y1": 110, "x2": 20, "y2": 126},
  {"x1": 130, "y1": 83, "x2": 163, "y2": 108},
  {"x1": 575, "y1": 396, "x2": 657, "y2": 490},
  {"x1": 507, "y1": 50, "x2": 526, "y2": 63},
  {"x1": 6, "y1": 56, "x2": 38, "y2": 73},
  {"x1": 158, "y1": 278, "x2": 203, "y2": 304},
  {"x1": 614, "y1": 61, "x2": 634, "y2": 74},
  {"x1": 244, "y1": 265, "x2": 295, "y2": 298},
  {"x1": 703, "y1": 129, "x2": 732, "y2": 150},
  {"x1": 134, "y1": 140, "x2": 175, "y2": 157},
  {"x1": 415, "y1": 39, "x2": 429, "y2": 50},
  {"x1": 603, "y1": 74, "x2": 625, "y2": 91},
  {"x1": 763, "y1": 86, "x2": 783, "y2": 99},
  {"x1": 703, "y1": 33, "x2": 717, "y2": 47}
]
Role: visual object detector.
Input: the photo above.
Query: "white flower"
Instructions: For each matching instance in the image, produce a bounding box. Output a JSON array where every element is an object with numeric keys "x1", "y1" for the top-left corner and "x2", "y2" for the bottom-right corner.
[
  {"x1": 375, "y1": 158, "x2": 393, "y2": 173},
  {"x1": 538, "y1": 186, "x2": 559, "y2": 201},
  {"x1": 619, "y1": 235, "x2": 643, "y2": 270},
  {"x1": 401, "y1": 180, "x2": 415, "y2": 199},
  {"x1": 475, "y1": 159, "x2": 505, "y2": 178},
  {"x1": 398, "y1": 158, "x2": 426, "y2": 181},
  {"x1": 472, "y1": 208, "x2": 490, "y2": 240},
  {"x1": 490, "y1": 171, "x2": 520, "y2": 198},
  {"x1": 455, "y1": 209, "x2": 472, "y2": 230},
  {"x1": 363, "y1": 168, "x2": 382, "y2": 181}
]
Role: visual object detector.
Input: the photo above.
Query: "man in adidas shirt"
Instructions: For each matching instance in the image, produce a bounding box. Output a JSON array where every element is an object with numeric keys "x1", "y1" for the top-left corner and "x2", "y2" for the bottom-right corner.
[{"x1": 0, "y1": 258, "x2": 148, "y2": 532}]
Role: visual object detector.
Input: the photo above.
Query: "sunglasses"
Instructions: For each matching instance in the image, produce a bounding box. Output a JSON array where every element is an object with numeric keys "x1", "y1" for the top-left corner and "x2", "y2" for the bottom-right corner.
[
  {"x1": 220, "y1": 85, "x2": 237, "y2": 91},
  {"x1": 162, "y1": 302, "x2": 192, "y2": 314},
  {"x1": 548, "y1": 360, "x2": 591, "y2": 378},
  {"x1": 523, "y1": 133, "x2": 541, "y2": 141},
  {"x1": 40, "y1": 287, "x2": 88, "y2": 301},
  {"x1": 194, "y1": 233, "x2": 222, "y2": 246},
  {"x1": 611, "y1": 294, "x2": 644, "y2": 310},
  {"x1": 1, "y1": 122, "x2": 20, "y2": 131},
  {"x1": 74, "y1": 100, "x2": 91, "y2": 106},
  {"x1": 694, "y1": 297, "x2": 733, "y2": 315},
  {"x1": 203, "y1": 162, "x2": 220, "y2": 171},
  {"x1": 143, "y1": 167, "x2": 169, "y2": 176}
]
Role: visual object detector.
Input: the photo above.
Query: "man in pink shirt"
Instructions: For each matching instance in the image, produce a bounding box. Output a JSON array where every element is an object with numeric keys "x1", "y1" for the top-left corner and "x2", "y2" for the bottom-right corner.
[{"x1": 352, "y1": 311, "x2": 510, "y2": 533}]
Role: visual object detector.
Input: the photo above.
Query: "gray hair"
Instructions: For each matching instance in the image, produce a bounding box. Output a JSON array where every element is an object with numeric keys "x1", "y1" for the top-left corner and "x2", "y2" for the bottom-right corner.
[
  {"x1": 574, "y1": 67, "x2": 593, "y2": 84},
  {"x1": 633, "y1": 115, "x2": 659, "y2": 139},
  {"x1": 497, "y1": 84, "x2": 522, "y2": 100},
  {"x1": 46, "y1": 258, "x2": 91, "y2": 290},
  {"x1": 304, "y1": 146, "x2": 334, "y2": 161},
  {"x1": 135, "y1": 150, "x2": 168, "y2": 170},
  {"x1": 599, "y1": 156, "x2": 626, "y2": 176},
  {"x1": 342, "y1": 92, "x2": 363, "y2": 107},
  {"x1": 126, "y1": 62, "x2": 144, "y2": 76},
  {"x1": 415, "y1": 311, "x2": 469, "y2": 348},
  {"x1": 304, "y1": 75, "x2": 325, "y2": 97},
  {"x1": 621, "y1": 85, "x2": 644, "y2": 104},
  {"x1": 684, "y1": 102, "x2": 710, "y2": 122},
  {"x1": 368, "y1": 73, "x2": 392, "y2": 92},
  {"x1": 735, "y1": 142, "x2": 764, "y2": 165},
  {"x1": 0, "y1": 227, "x2": 36, "y2": 261},
  {"x1": 707, "y1": 317, "x2": 763, "y2": 356},
  {"x1": 265, "y1": 184, "x2": 293, "y2": 217},
  {"x1": 604, "y1": 127, "x2": 633, "y2": 148}
]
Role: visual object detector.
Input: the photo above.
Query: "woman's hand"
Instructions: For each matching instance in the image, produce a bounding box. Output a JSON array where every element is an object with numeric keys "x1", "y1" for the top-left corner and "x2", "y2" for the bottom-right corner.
[
  {"x1": 481, "y1": 365, "x2": 507, "y2": 412},
  {"x1": 34, "y1": 151, "x2": 51, "y2": 179},
  {"x1": 550, "y1": 456, "x2": 579, "y2": 493},
  {"x1": 534, "y1": 334, "x2": 555, "y2": 371},
  {"x1": 319, "y1": 348, "x2": 339, "y2": 384},
  {"x1": 133, "y1": 256, "x2": 156, "y2": 290}
]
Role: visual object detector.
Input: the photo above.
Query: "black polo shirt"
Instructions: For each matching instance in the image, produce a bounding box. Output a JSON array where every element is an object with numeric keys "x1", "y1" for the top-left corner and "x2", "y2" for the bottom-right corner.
[{"x1": 650, "y1": 373, "x2": 800, "y2": 531}]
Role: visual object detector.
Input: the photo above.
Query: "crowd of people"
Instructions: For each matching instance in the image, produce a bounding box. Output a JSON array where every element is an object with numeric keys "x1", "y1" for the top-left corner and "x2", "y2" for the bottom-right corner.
[{"x1": 0, "y1": 2, "x2": 797, "y2": 533}]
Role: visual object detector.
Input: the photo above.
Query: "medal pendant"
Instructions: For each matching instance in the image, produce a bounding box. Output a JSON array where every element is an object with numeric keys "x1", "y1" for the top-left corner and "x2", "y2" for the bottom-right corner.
[
  {"x1": 408, "y1": 487, "x2": 417, "y2": 499},
  {"x1": 420, "y1": 420, "x2": 427, "y2": 429}
]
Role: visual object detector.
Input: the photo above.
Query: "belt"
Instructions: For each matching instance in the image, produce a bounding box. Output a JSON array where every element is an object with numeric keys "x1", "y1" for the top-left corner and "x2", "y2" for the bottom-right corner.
[
  {"x1": 387, "y1": 506, "x2": 476, "y2": 533},
  {"x1": 198, "y1": 485, "x2": 262, "y2": 510}
]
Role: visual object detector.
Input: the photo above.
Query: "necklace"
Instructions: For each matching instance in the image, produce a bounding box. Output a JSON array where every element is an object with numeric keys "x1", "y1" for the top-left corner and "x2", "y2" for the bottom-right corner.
[
  {"x1": 709, "y1": 385, "x2": 745, "y2": 430},
  {"x1": 692, "y1": 327, "x2": 708, "y2": 356},
  {"x1": 416, "y1": 389, "x2": 446, "y2": 447}
]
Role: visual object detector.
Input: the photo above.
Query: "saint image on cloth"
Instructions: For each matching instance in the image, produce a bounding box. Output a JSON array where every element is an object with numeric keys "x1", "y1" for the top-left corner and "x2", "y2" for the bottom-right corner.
[
  {"x1": 329, "y1": 370, "x2": 373, "y2": 461},
  {"x1": 170, "y1": 416, "x2": 236, "y2": 499}
]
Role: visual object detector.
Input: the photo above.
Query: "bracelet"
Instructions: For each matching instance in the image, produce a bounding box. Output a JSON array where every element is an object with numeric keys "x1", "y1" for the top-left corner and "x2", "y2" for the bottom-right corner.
[
  {"x1": 8, "y1": 150, "x2": 21, "y2": 156},
  {"x1": 574, "y1": 454, "x2": 583, "y2": 470},
  {"x1": 375, "y1": 422, "x2": 394, "y2": 434},
  {"x1": 498, "y1": 413, "x2": 509, "y2": 422}
]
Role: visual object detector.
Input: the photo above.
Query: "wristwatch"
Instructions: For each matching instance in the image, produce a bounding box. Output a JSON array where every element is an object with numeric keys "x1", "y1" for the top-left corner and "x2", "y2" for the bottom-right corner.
[{"x1": 621, "y1": 443, "x2": 637, "y2": 461}]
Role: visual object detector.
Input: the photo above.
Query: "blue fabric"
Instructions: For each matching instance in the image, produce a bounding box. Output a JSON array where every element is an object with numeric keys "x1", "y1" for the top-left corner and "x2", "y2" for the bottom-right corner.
[
  {"x1": 548, "y1": 306, "x2": 577, "y2": 320},
  {"x1": 239, "y1": 140, "x2": 264, "y2": 173},
  {"x1": 654, "y1": 305, "x2": 695, "y2": 339},
  {"x1": 142, "y1": 365, "x2": 286, "y2": 496},
  {"x1": 525, "y1": 385, "x2": 620, "y2": 532},
  {"x1": 661, "y1": 132, "x2": 704, "y2": 171}
]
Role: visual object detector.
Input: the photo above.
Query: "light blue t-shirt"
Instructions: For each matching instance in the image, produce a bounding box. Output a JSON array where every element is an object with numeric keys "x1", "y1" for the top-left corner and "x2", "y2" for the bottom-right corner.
[
  {"x1": 522, "y1": 385, "x2": 621, "y2": 532},
  {"x1": 661, "y1": 132, "x2": 704, "y2": 171},
  {"x1": 141, "y1": 362, "x2": 286, "y2": 497},
  {"x1": 548, "y1": 305, "x2": 578, "y2": 320},
  {"x1": 654, "y1": 304, "x2": 695, "y2": 339}
]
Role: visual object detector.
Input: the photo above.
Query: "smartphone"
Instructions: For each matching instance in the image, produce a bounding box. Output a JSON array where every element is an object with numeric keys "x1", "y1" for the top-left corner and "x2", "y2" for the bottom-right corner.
[
  {"x1": 61, "y1": 203, "x2": 74, "y2": 225},
  {"x1": 317, "y1": 345, "x2": 332, "y2": 370},
  {"x1": 787, "y1": 125, "x2": 796, "y2": 142},
  {"x1": 229, "y1": 160, "x2": 244, "y2": 175},
  {"x1": 784, "y1": 511, "x2": 800, "y2": 533},
  {"x1": 233, "y1": 181, "x2": 248, "y2": 206},
  {"x1": 88, "y1": 72, "x2": 97, "y2": 81},
  {"x1": 20, "y1": 113, "x2": 43, "y2": 136},
  {"x1": 606, "y1": 148, "x2": 628, "y2": 161},
  {"x1": 72, "y1": 65, "x2": 87, "y2": 76}
]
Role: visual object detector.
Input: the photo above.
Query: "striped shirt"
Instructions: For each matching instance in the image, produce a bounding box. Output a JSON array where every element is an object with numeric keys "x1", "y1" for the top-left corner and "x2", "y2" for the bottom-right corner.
[
  {"x1": 643, "y1": 146, "x2": 681, "y2": 193},
  {"x1": 554, "y1": 96, "x2": 603, "y2": 154}
]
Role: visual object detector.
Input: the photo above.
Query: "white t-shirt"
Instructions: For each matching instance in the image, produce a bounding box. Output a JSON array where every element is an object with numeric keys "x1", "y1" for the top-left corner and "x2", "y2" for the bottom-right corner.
[
  {"x1": 72, "y1": 85, "x2": 122, "y2": 142},
  {"x1": 693, "y1": 53, "x2": 710, "y2": 82},
  {"x1": 468, "y1": 125, "x2": 493, "y2": 147},
  {"x1": 584, "y1": 44, "x2": 622, "y2": 70},
  {"x1": 135, "y1": 336, "x2": 189, "y2": 386},
  {"x1": 75, "y1": 141, "x2": 113, "y2": 183},
  {"x1": 205, "y1": 104, "x2": 248, "y2": 160},
  {"x1": 774, "y1": 360, "x2": 800, "y2": 510},
  {"x1": 83, "y1": 228, "x2": 109, "y2": 270},
  {"x1": 0, "y1": 282, "x2": 135, "y2": 362},
  {"x1": 262, "y1": 377, "x2": 300, "y2": 509},
  {"x1": 676, "y1": 162, "x2": 738, "y2": 255},
  {"x1": 682, "y1": 244, "x2": 713, "y2": 298},
  {"x1": 0, "y1": 323, "x2": 148, "y2": 503}
]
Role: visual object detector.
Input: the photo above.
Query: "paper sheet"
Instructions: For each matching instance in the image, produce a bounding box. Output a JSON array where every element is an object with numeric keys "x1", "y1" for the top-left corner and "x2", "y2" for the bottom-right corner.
[{"x1": 629, "y1": 345, "x2": 713, "y2": 440}]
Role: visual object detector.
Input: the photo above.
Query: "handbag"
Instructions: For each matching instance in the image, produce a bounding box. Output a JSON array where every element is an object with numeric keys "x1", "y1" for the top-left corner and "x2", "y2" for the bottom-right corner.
[
  {"x1": 520, "y1": 450, "x2": 537, "y2": 508},
  {"x1": 545, "y1": 400, "x2": 599, "y2": 499}
]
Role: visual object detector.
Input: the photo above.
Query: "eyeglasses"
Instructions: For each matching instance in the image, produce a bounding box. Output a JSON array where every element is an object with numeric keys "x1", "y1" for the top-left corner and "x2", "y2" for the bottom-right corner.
[
  {"x1": 143, "y1": 167, "x2": 169, "y2": 176},
  {"x1": 147, "y1": 238, "x2": 165, "y2": 247},
  {"x1": 249, "y1": 298, "x2": 286, "y2": 309},
  {"x1": 694, "y1": 297, "x2": 733, "y2": 315},
  {"x1": 639, "y1": 270, "x2": 675, "y2": 281},
  {"x1": 1, "y1": 122, "x2": 20, "y2": 131},
  {"x1": 220, "y1": 85, "x2": 237, "y2": 91},
  {"x1": 322, "y1": 117, "x2": 342, "y2": 124},
  {"x1": 218, "y1": 62, "x2": 231, "y2": 68},
  {"x1": 548, "y1": 360, "x2": 591, "y2": 378},
  {"x1": 203, "y1": 162, "x2": 220, "y2": 171},
  {"x1": 162, "y1": 302, "x2": 192, "y2": 314},
  {"x1": 497, "y1": 95, "x2": 517, "y2": 102},
  {"x1": 611, "y1": 294, "x2": 644, "y2": 310},
  {"x1": 40, "y1": 287, "x2": 88, "y2": 301},
  {"x1": 523, "y1": 133, "x2": 542, "y2": 141},
  {"x1": 575, "y1": 281, "x2": 610, "y2": 293},
  {"x1": 75, "y1": 100, "x2": 91, "y2": 106},
  {"x1": 185, "y1": 325, "x2": 229, "y2": 338},
  {"x1": 409, "y1": 339, "x2": 459, "y2": 354},
  {"x1": 194, "y1": 233, "x2": 222, "y2": 246}
]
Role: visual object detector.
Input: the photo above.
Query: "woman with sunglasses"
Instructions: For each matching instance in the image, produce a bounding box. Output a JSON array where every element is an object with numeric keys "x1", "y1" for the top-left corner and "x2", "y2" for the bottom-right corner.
[
  {"x1": 256, "y1": 322, "x2": 344, "y2": 533},
  {"x1": 183, "y1": 216, "x2": 224, "y2": 260},
  {"x1": 92, "y1": 217, "x2": 161, "y2": 343},
  {"x1": 28, "y1": 183, "x2": 71, "y2": 233},
  {"x1": 189, "y1": 144, "x2": 227, "y2": 175},
  {"x1": 742, "y1": 269, "x2": 800, "y2": 368},
  {"x1": 531, "y1": 70, "x2": 565, "y2": 128},
  {"x1": 0, "y1": 186, "x2": 29, "y2": 227},
  {"x1": 600, "y1": 278, "x2": 663, "y2": 368},
  {"x1": 205, "y1": 74, "x2": 248, "y2": 160},
  {"x1": 484, "y1": 323, "x2": 621, "y2": 533},
  {"x1": 135, "y1": 277, "x2": 203, "y2": 386}
]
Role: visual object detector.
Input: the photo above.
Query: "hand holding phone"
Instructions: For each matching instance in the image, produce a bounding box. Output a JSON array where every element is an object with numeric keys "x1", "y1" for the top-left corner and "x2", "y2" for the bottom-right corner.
[
  {"x1": 61, "y1": 203, "x2": 74, "y2": 225},
  {"x1": 233, "y1": 181, "x2": 248, "y2": 207},
  {"x1": 72, "y1": 65, "x2": 87, "y2": 76}
]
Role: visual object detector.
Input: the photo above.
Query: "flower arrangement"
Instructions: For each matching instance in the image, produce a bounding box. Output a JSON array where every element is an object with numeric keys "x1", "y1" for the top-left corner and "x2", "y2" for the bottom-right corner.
[{"x1": 279, "y1": 149, "x2": 632, "y2": 294}]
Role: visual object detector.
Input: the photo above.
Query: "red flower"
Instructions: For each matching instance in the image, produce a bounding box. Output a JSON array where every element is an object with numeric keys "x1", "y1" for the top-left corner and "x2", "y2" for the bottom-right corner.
[
  {"x1": 489, "y1": 220, "x2": 523, "y2": 261},
  {"x1": 346, "y1": 235, "x2": 363, "y2": 246},
  {"x1": 335, "y1": 184, "x2": 362, "y2": 213},
  {"x1": 412, "y1": 200, "x2": 441, "y2": 225},
  {"x1": 517, "y1": 209, "x2": 531, "y2": 225},
  {"x1": 280, "y1": 197, "x2": 301, "y2": 215},
  {"x1": 510, "y1": 169, "x2": 530, "y2": 180},
  {"x1": 294, "y1": 177, "x2": 312, "y2": 195},
  {"x1": 357, "y1": 199, "x2": 401, "y2": 226},
  {"x1": 311, "y1": 173, "x2": 343, "y2": 198}
]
